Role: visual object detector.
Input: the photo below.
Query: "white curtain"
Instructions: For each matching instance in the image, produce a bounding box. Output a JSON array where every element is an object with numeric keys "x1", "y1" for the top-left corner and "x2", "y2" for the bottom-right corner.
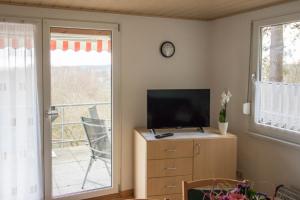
[
  {"x1": 255, "y1": 81, "x2": 300, "y2": 132},
  {"x1": 0, "y1": 22, "x2": 43, "y2": 200}
]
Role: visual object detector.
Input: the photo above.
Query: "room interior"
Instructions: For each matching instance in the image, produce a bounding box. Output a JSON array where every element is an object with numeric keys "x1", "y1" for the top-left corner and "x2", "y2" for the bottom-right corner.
[{"x1": 0, "y1": 0, "x2": 300, "y2": 200}]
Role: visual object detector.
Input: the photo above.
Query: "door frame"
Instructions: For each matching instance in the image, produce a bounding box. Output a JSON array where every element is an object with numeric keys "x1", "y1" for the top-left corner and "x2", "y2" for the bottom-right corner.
[{"x1": 42, "y1": 19, "x2": 121, "y2": 200}]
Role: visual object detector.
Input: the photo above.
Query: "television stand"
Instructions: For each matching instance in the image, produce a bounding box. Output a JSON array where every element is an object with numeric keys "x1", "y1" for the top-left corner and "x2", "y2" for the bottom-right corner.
[{"x1": 134, "y1": 127, "x2": 237, "y2": 199}]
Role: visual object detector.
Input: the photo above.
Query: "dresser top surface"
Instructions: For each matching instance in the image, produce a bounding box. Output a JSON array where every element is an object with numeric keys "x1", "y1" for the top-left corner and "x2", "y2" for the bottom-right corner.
[{"x1": 135, "y1": 127, "x2": 236, "y2": 141}]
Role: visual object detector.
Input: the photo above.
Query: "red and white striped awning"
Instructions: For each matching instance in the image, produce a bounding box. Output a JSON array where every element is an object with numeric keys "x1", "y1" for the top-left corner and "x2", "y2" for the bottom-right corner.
[
  {"x1": 0, "y1": 37, "x2": 33, "y2": 49},
  {"x1": 50, "y1": 39, "x2": 111, "y2": 52},
  {"x1": 0, "y1": 38, "x2": 111, "y2": 52}
]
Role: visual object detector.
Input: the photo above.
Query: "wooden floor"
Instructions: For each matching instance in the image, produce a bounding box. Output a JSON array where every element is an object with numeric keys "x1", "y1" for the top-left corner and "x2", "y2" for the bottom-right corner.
[{"x1": 86, "y1": 189, "x2": 133, "y2": 200}]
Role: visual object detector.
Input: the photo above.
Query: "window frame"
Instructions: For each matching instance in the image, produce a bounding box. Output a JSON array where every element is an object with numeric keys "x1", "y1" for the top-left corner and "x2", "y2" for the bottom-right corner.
[{"x1": 250, "y1": 12, "x2": 300, "y2": 145}]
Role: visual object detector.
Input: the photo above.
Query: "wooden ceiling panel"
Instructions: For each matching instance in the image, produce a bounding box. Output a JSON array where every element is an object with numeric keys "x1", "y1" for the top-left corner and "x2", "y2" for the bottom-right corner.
[{"x1": 0, "y1": 0, "x2": 294, "y2": 20}]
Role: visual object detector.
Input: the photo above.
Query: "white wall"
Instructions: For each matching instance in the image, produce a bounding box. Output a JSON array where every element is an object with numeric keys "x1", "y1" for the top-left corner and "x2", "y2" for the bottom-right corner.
[
  {"x1": 2, "y1": 1, "x2": 300, "y2": 194},
  {"x1": 209, "y1": 1, "x2": 300, "y2": 193},
  {"x1": 0, "y1": 4, "x2": 210, "y2": 191},
  {"x1": 120, "y1": 17, "x2": 210, "y2": 190}
]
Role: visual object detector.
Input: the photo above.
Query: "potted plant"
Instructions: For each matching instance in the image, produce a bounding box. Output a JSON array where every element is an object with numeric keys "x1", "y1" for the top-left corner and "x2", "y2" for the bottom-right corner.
[{"x1": 218, "y1": 90, "x2": 232, "y2": 135}]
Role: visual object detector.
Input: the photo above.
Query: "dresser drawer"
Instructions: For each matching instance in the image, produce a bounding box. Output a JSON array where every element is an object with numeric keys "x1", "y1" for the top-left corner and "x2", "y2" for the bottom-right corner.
[
  {"x1": 147, "y1": 140, "x2": 193, "y2": 159},
  {"x1": 148, "y1": 194, "x2": 182, "y2": 200},
  {"x1": 148, "y1": 157, "x2": 192, "y2": 177},
  {"x1": 147, "y1": 175, "x2": 192, "y2": 196}
]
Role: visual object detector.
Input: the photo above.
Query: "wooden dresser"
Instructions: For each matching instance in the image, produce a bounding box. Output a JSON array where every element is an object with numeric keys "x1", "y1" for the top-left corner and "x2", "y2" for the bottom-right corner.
[{"x1": 134, "y1": 128, "x2": 237, "y2": 200}]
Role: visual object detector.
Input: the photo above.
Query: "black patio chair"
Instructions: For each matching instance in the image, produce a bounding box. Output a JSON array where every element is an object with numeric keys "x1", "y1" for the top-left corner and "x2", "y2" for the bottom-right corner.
[
  {"x1": 88, "y1": 105, "x2": 99, "y2": 119},
  {"x1": 81, "y1": 116, "x2": 111, "y2": 189}
]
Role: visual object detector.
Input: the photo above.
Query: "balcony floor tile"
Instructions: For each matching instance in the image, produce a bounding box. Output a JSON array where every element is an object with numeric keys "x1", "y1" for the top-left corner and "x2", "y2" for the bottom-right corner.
[{"x1": 52, "y1": 145, "x2": 111, "y2": 197}]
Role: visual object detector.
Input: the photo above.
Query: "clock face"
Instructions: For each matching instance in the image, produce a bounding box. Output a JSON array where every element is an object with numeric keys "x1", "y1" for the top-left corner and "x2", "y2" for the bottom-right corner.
[{"x1": 160, "y1": 41, "x2": 175, "y2": 58}]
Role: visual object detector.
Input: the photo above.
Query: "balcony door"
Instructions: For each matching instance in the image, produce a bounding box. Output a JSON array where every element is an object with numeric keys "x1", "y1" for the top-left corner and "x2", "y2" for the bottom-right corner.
[{"x1": 43, "y1": 20, "x2": 120, "y2": 200}]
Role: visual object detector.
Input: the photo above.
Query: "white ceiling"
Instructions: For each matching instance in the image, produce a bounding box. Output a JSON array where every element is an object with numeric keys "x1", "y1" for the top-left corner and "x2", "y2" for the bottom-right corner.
[{"x1": 0, "y1": 0, "x2": 294, "y2": 20}]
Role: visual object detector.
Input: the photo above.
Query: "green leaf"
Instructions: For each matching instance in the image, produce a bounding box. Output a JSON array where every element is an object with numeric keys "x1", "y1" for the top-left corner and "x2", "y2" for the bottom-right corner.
[
  {"x1": 219, "y1": 108, "x2": 226, "y2": 122},
  {"x1": 246, "y1": 189, "x2": 257, "y2": 200}
]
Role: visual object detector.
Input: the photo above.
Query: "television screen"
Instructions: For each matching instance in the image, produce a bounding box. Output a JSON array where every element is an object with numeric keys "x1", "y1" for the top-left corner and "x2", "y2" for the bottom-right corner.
[{"x1": 147, "y1": 89, "x2": 210, "y2": 129}]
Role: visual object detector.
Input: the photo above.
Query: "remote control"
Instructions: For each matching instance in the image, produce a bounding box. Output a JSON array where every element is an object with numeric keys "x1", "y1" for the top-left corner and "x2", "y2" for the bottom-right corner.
[{"x1": 155, "y1": 132, "x2": 174, "y2": 139}]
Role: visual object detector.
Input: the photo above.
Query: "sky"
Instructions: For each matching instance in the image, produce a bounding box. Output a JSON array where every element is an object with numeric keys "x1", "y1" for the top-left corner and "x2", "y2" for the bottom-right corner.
[{"x1": 50, "y1": 50, "x2": 111, "y2": 67}]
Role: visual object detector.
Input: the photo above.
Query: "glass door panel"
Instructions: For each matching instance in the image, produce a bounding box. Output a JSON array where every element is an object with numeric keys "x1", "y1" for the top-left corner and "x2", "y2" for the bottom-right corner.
[{"x1": 49, "y1": 27, "x2": 112, "y2": 197}]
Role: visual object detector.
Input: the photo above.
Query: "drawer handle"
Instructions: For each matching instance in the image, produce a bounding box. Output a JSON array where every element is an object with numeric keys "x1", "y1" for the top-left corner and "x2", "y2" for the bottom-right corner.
[
  {"x1": 165, "y1": 149, "x2": 176, "y2": 152},
  {"x1": 165, "y1": 185, "x2": 176, "y2": 188},
  {"x1": 164, "y1": 167, "x2": 177, "y2": 170}
]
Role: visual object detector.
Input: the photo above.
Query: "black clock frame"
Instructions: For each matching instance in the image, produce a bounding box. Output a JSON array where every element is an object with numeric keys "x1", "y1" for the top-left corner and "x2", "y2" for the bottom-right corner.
[{"x1": 160, "y1": 41, "x2": 175, "y2": 58}]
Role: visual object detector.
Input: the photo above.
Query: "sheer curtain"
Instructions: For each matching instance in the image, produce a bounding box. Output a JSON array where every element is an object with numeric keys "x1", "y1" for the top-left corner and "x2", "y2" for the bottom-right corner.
[
  {"x1": 255, "y1": 81, "x2": 300, "y2": 133},
  {"x1": 0, "y1": 22, "x2": 43, "y2": 200}
]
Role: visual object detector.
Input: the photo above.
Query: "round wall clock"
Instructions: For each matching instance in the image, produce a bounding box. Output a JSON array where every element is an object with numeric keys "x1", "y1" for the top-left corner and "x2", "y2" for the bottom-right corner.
[{"x1": 160, "y1": 41, "x2": 175, "y2": 58}]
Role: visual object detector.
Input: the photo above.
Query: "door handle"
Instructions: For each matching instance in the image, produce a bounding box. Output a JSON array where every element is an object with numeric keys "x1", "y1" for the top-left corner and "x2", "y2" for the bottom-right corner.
[
  {"x1": 46, "y1": 106, "x2": 59, "y2": 118},
  {"x1": 195, "y1": 144, "x2": 200, "y2": 155}
]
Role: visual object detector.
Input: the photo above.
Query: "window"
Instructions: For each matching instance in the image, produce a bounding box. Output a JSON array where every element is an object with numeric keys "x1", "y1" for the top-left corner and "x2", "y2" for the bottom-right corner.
[{"x1": 251, "y1": 13, "x2": 300, "y2": 144}]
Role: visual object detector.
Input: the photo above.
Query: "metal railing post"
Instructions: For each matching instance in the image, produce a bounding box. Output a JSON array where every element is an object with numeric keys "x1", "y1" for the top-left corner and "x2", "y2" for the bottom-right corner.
[{"x1": 61, "y1": 107, "x2": 64, "y2": 148}]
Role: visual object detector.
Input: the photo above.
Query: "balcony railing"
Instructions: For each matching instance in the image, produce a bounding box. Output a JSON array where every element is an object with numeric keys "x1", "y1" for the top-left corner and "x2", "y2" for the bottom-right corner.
[{"x1": 51, "y1": 102, "x2": 111, "y2": 148}]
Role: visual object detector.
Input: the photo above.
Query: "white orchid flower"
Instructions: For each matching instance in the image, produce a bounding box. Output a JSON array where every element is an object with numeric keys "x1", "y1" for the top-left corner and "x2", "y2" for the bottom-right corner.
[
  {"x1": 226, "y1": 91, "x2": 232, "y2": 102},
  {"x1": 219, "y1": 90, "x2": 232, "y2": 123},
  {"x1": 220, "y1": 90, "x2": 232, "y2": 107}
]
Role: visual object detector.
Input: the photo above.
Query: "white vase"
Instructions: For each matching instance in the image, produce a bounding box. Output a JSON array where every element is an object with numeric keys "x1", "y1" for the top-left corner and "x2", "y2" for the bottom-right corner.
[{"x1": 218, "y1": 122, "x2": 228, "y2": 135}]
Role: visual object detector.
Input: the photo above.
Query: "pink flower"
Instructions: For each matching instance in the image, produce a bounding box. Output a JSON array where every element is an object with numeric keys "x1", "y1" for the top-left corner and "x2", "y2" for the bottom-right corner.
[{"x1": 227, "y1": 193, "x2": 246, "y2": 200}]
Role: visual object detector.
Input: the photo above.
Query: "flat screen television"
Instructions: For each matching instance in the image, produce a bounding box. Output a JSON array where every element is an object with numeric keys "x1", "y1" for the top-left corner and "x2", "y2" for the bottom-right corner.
[{"x1": 147, "y1": 89, "x2": 210, "y2": 129}]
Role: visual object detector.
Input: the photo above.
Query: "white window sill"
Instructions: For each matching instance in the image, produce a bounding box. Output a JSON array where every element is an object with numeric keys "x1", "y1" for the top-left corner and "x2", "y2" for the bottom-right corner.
[{"x1": 248, "y1": 131, "x2": 300, "y2": 150}]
